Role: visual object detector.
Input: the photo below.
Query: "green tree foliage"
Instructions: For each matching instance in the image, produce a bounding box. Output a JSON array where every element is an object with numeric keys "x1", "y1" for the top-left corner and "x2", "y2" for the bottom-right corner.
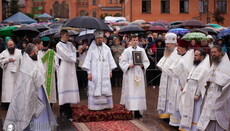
[
  {"x1": 10, "y1": 0, "x2": 19, "y2": 16},
  {"x1": 213, "y1": 9, "x2": 225, "y2": 25}
]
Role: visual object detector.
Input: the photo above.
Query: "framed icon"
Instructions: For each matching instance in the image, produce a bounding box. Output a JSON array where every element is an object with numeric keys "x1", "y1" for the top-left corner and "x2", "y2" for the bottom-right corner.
[{"x1": 132, "y1": 51, "x2": 142, "y2": 65}]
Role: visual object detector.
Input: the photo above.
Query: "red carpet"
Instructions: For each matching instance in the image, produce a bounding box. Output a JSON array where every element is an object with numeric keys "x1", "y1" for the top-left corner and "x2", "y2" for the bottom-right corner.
[
  {"x1": 72, "y1": 120, "x2": 150, "y2": 131},
  {"x1": 71, "y1": 104, "x2": 133, "y2": 122}
]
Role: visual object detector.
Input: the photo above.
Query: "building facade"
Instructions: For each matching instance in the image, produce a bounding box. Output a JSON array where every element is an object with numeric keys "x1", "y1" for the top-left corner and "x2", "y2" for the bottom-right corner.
[
  {"x1": 20, "y1": 0, "x2": 122, "y2": 19},
  {"x1": 121, "y1": 0, "x2": 230, "y2": 26}
]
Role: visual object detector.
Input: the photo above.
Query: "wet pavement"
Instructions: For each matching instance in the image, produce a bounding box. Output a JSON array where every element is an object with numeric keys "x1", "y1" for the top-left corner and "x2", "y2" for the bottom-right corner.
[{"x1": 0, "y1": 85, "x2": 177, "y2": 131}]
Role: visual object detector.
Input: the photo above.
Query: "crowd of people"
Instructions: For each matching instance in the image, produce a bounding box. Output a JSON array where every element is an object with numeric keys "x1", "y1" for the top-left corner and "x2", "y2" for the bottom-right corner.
[{"x1": 0, "y1": 24, "x2": 229, "y2": 130}]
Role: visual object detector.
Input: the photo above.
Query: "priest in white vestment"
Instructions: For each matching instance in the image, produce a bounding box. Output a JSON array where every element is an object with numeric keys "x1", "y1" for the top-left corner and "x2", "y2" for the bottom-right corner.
[
  {"x1": 0, "y1": 40, "x2": 22, "y2": 104},
  {"x1": 156, "y1": 33, "x2": 181, "y2": 119},
  {"x1": 169, "y1": 39, "x2": 194, "y2": 127},
  {"x1": 82, "y1": 30, "x2": 117, "y2": 110},
  {"x1": 56, "y1": 30, "x2": 80, "y2": 117},
  {"x1": 197, "y1": 45, "x2": 230, "y2": 131},
  {"x1": 38, "y1": 39, "x2": 57, "y2": 104},
  {"x1": 119, "y1": 34, "x2": 150, "y2": 118},
  {"x1": 180, "y1": 48, "x2": 210, "y2": 131},
  {"x1": 3, "y1": 44, "x2": 57, "y2": 131}
]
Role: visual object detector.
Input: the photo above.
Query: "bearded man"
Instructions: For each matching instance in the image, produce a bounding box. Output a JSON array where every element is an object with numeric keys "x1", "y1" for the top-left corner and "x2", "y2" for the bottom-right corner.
[
  {"x1": 0, "y1": 40, "x2": 22, "y2": 106},
  {"x1": 156, "y1": 33, "x2": 181, "y2": 119},
  {"x1": 197, "y1": 45, "x2": 230, "y2": 131},
  {"x1": 180, "y1": 48, "x2": 210, "y2": 131}
]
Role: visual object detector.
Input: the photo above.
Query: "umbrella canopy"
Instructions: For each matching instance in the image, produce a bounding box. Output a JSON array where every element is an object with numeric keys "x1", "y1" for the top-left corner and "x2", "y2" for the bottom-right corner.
[
  {"x1": 75, "y1": 29, "x2": 95, "y2": 41},
  {"x1": 207, "y1": 24, "x2": 223, "y2": 29},
  {"x1": 48, "y1": 22, "x2": 63, "y2": 29},
  {"x1": 2, "y1": 12, "x2": 36, "y2": 24},
  {"x1": 38, "y1": 28, "x2": 60, "y2": 37},
  {"x1": 170, "y1": 21, "x2": 183, "y2": 26},
  {"x1": 32, "y1": 24, "x2": 49, "y2": 32},
  {"x1": 180, "y1": 19, "x2": 206, "y2": 28},
  {"x1": 182, "y1": 32, "x2": 207, "y2": 41},
  {"x1": 118, "y1": 25, "x2": 145, "y2": 34},
  {"x1": 156, "y1": 20, "x2": 170, "y2": 26},
  {"x1": 53, "y1": 30, "x2": 80, "y2": 38},
  {"x1": 63, "y1": 16, "x2": 111, "y2": 31},
  {"x1": 148, "y1": 25, "x2": 168, "y2": 32},
  {"x1": 12, "y1": 25, "x2": 39, "y2": 36},
  {"x1": 112, "y1": 21, "x2": 130, "y2": 26},
  {"x1": 0, "y1": 26, "x2": 18, "y2": 36},
  {"x1": 190, "y1": 28, "x2": 208, "y2": 35},
  {"x1": 217, "y1": 28, "x2": 230, "y2": 38},
  {"x1": 37, "y1": 13, "x2": 52, "y2": 19},
  {"x1": 168, "y1": 28, "x2": 190, "y2": 36},
  {"x1": 200, "y1": 28, "x2": 218, "y2": 35}
]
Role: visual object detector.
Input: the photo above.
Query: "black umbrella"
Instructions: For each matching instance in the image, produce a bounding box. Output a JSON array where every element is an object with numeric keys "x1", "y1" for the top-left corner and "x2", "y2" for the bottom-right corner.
[
  {"x1": 38, "y1": 28, "x2": 60, "y2": 37},
  {"x1": 200, "y1": 28, "x2": 218, "y2": 35},
  {"x1": 63, "y1": 16, "x2": 111, "y2": 31},
  {"x1": 190, "y1": 28, "x2": 208, "y2": 35},
  {"x1": 180, "y1": 19, "x2": 206, "y2": 28},
  {"x1": 118, "y1": 25, "x2": 145, "y2": 34},
  {"x1": 33, "y1": 24, "x2": 49, "y2": 32},
  {"x1": 48, "y1": 22, "x2": 63, "y2": 29},
  {"x1": 53, "y1": 30, "x2": 80, "y2": 38},
  {"x1": 12, "y1": 25, "x2": 39, "y2": 36}
]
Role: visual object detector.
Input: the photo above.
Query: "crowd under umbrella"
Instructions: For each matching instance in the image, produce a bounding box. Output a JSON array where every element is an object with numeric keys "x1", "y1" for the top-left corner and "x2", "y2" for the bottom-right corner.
[
  {"x1": 217, "y1": 28, "x2": 230, "y2": 38},
  {"x1": 118, "y1": 25, "x2": 145, "y2": 34},
  {"x1": 156, "y1": 20, "x2": 170, "y2": 27},
  {"x1": 180, "y1": 19, "x2": 206, "y2": 28},
  {"x1": 48, "y1": 22, "x2": 64, "y2": 29},
  {"x1": 200, "y1": 27, "x2": 218, "y2": 35},
  {"x1": 148, "y1": 25, "x2": 168, "y2": 33},
  {"x1": 182, "y1": 32, "x2": 207, "y2": 41},
  {"x1": 0, "y1": 26, "x2": 18, "y2": 36},
  {"x1": 168, "y1": 28, "x2": 190, "y2": 36},
  {"x1": 32, "y1": 24, "x2": 49, "y2": 32},
  {"x1": 38, "y1": 28, "x2": 60, "y2": 37},
  {"x1": 12, "y1": 25, "x2": 39, "y2": 37},
  {"x1": 63, "y1": 16, "x2": 112, "y2": 31}
]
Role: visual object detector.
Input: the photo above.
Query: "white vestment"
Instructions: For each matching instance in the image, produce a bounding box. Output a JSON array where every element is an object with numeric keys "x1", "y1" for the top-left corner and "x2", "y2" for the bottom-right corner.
[
  {"x1": 197, "y1": 53, "x2": 230, "y2": 131},
  {"x1": 82, "y1": 40, "x2": 117, "y2": 110},
  {"x1": 56, "y1": 41, "x2": 80, "y2": 105},
  {"x1": 0, "y1": 49, "x2": 22, "y2": 103},
  {"x1": 156, "y1": 48, "x2": 181, "y2": 118},
  {"x1": 119, "y1": 46, "x2": 150, "y2": 111},
  {"x1": 180, "y1": 55, "x2": 210, "y2": 130},
  {"x1": 169, "y1": 49, "x2": 194, "y2": 126},
  {"x1": 38, "y1": 50, "x2": 57, "y2": 103}
]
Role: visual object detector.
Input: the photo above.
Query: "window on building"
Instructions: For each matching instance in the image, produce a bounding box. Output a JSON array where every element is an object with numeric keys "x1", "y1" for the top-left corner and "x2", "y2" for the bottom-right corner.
[
  {"x1": 110, "y1": 0, "x2": 112, "y2": 4},
  {"x1": 142, "y1": 0, "x2": 151, "y2": 13},
  {"x1": 217, "y1": 0, "x2": 227, "y2": 13},
  {"x1": 115, "y1": 0, "x2": 118, "y2": 4},
  {"x1": 161, "y1": 0, "x2": 170, "y2": 13},
  {"x1": 93, "y1": 11, "x2": 97, "y2": 17},
  {"x1": 180, "y1": 0, "x2": 189, "y2": 13},
  {"x1": 80, "y1": 10, "x2": 87, "y2": 16},
  {"x1": 199, "y1": 0, "x2": 208, "y2": 13},
  {"x1": 92, "y1": 0, "x2": 96, "y2": 5}
]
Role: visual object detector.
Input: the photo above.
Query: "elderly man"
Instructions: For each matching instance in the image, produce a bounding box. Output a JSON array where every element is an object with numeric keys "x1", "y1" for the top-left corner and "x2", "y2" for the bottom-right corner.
[
  {"x1": 0, "y1": 40, "x2": 22, "y2": 107},
  {"x1": 156, "y1": 33, "x2": 181, "y2": 119},
  {"x1": 180, "y1": 48, "x2": 210, "y2": 131},
  {"x1": 56, "y1": 30, "x2": 80, "y2": 118},
  {"x1": 119, "y1": 34, "x2": 150, "y2": 118},
  {"x1": 169, "y1": 39, "x2": 194, "y2": 127},
  {"x1": 197, "y1": 45, "x2": 230, "y2": 131},
  {"x1": 82, "y1": 30, "x2": 117, "y2": 111},
  {"x1": 3, "y1": 44, "x2": 57, "y2": 131}
]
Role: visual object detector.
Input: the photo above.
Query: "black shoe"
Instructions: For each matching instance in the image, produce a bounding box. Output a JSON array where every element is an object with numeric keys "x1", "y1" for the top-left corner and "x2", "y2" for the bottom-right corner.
[
  {"x1": 60, "y1": 112, "x2": 69, "y2": 118},
  {"x1": 134, "y1": 111, "x2": 143, "y2": 118}
]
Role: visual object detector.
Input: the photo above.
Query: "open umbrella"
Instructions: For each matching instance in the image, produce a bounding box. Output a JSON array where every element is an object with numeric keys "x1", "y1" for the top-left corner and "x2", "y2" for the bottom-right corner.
[
  {"x1": 200, "y1": 28, "x2": 218, "y2": 35},
  {"x1": 53, "y1": 30, "x2": 80, "y2": 38},
  {"x1": 63, "y1": 16, "x2": 111, "y2": 31},
  {"x1": 182, "y1": 32, "x2": 207, "y2": 41},
  {"x1": 168, "y1": 28, "x2": 190, "y2": 36},
  {"x1": 48, "y1": 22, "x2": 63, "y2": 29},
  {"x1": 207, "y1": 24, "x2": 223, "y2": 29},
  {"x1": 156, "y1": 20, "x2": 170, "y2": 26},
  {"x1": 190, "y1": 28, "x2": 208, "y2": 35},
  {"x1": 12, "y1": 25, "x2": 39, "y2": 36},
  {"x1": 76, "y1": 29, "x2": 95, "y2": 41},
  {"x1": 38, "y1": 28, "x2": 60, "y2": 37},
  {"x1": 217, "y1": 28, "x2": 230, "y2": 38},
  {"x1": 0, "y1": 26, "x2": 18, "y2": 36},
  {"x1": 33, "y1": 24, "x2": 49, "y2": 32},
  {"x1": 180, "y1": 19, "x2": 206, "y2": 28},
  {"x1": 148, "y1": 25, "x2": 168, "y2": 32},
  {"x1": 118, "y1": 25, "x2": 145, "y2": 34}
]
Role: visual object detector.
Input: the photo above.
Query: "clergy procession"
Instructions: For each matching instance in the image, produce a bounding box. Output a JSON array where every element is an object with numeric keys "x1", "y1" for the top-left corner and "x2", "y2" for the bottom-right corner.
[{"x1": 0, "y1": 15, "x2": 230, "y2": 131}]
